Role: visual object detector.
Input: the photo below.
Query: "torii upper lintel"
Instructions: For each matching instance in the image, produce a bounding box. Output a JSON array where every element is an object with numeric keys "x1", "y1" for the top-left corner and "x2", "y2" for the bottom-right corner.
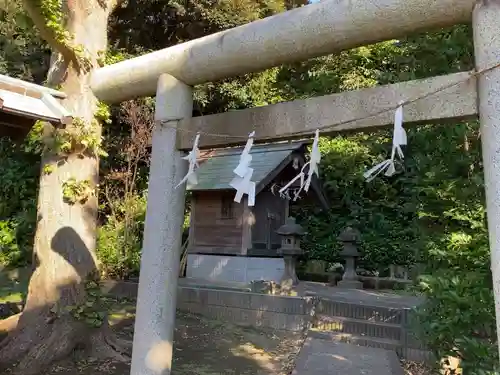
[{"x1": 90, "y1": 0, "x2": 476, "y2": 104}]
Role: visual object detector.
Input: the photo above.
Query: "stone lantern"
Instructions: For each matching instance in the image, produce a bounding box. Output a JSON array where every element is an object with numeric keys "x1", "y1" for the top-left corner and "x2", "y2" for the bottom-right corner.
[
  {"x1": 276, "y1": 217, "x2": 306, "y2": 287},
  {"x1": 337, "y1": 227, "x2": 363, "y2": 289}
]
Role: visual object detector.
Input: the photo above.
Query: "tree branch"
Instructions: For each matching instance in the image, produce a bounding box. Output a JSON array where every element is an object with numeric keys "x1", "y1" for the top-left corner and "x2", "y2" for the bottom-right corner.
[{"x1": 22, "y1": 0, "x2": 92, "y2": 74}]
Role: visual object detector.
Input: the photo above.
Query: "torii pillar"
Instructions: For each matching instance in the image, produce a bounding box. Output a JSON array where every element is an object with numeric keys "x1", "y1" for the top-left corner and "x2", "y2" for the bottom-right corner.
[
  {"x1": 130, "y1": 74, "x2": 192, "y2": 375},
  {"x1": 473, "y1": 0, "x2": 500, "y2": 358}
]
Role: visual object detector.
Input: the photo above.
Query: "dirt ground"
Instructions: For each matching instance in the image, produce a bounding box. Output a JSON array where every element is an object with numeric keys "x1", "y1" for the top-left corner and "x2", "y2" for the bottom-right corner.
[
  {"x1": 0, "y1": 273, "x2": 431, "y2": 375},
  {"x1": 10, "y1": 309, "x2": 305, "y2": 375},
  {"x1": 0, "y1": 273, "x2": 305, "y2": 375}
]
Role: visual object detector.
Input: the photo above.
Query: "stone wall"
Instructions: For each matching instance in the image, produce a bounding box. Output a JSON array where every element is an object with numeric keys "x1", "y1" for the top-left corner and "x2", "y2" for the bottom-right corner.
[
  {"x1": 101, "y1": 280, "x2": 314, "y2": 331},
  {"x1": 178, "y1": 287, "x2": 315, "y2": 331}
]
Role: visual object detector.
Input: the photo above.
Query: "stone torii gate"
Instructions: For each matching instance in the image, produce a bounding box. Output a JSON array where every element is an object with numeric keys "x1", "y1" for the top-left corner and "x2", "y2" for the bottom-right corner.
[{"x1": 89, "y1": 0, "x2": 500, "y2": 373}]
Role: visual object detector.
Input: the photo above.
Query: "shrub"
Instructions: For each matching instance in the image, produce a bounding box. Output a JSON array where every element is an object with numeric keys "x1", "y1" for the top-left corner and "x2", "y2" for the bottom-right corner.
[
  {"x1": 0, "y1": 219, "x2": 23, "y2": 267},
  {"x1": 97, "y1": 193, "x2": 147, "y2": 279},
  {"x1": 414, "y1": 231, "x2": 498, "y2": 374},
  {"x1": 0, "y1": 139, "x2": 39, "y2": 268}
]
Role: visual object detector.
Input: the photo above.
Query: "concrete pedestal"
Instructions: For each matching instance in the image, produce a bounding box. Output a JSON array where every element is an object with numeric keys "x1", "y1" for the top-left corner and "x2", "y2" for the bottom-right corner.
[{"x1": 186, "y1": 254, "x2": 285, "y2": 283}]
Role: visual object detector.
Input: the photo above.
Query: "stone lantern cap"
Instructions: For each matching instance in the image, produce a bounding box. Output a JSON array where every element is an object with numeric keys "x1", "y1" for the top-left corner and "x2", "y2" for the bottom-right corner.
[
  {"x1": 276, "y1": 217, "x2": 307, "y2": 237},
  {"x1": 338, "y1": 227, "x2": 361, "y2": 257},
  {"x1": 337, "y1": 226, "x2": 361, "y2": 243}
]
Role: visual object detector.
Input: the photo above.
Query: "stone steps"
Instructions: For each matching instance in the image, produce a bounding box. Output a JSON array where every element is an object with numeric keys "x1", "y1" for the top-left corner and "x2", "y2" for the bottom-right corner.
[
  {"x1": 313, "y1": 315, "x2": 402, "y2": 341},
  {"x1": 311, "y1": 297, "x2": 432, "y2": 362},
  {"x1": 309, "y1": 330, "x2": 401, "y2": 352},
  {"x1": 292, "y1": 337, "x2": 405, "y2": 375},
  {"x1": 309, "y1": 330, "x2": 431, "y2": 362},
  {"x1": 315, "y1": 298, "x2": 408, "y2": 324}
]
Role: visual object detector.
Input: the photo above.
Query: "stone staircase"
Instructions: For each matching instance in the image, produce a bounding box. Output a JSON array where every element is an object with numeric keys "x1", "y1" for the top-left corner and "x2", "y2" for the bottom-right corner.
[{"x1": 309, "y1": 297, "x2": 431, "y2": 362}]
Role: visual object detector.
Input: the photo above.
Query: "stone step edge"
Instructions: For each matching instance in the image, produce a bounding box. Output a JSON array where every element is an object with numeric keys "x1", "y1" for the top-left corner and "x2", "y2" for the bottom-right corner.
[
  {"x1": 309, "y1": 330, "x2": 433, "y2": 363},
  {"x1": 314, "y1": 301, "x2": 407, "y2": 324},
  {"x1": 312, "y1": 315, "x2": 402, "y2": 340},
  {"x1": 309, "y1": 330, "x2": 400, "y2": 348},
  {"x1": 312, "y1": 318, "x2": 427, "y2": 350},
  {"x1": 313, "y1": 314, "x2": 403, "y2": 329},
  {"x1": 305, "y1": 291, "x2": 419, "y2": 309}
]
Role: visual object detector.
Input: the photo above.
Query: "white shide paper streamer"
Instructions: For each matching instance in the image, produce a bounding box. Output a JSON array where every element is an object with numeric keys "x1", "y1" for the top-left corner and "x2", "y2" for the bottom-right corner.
[
  {"x1": 230, "y1": 131, "x2": 256, "y2": 206},
  {"x1": 363, "y1": 102, "x2": 407, "y2": 182},
  {"x1": 279, "y1": 129, "x2": 321, "y2": 201},
  {"x1": 176, "y1": 133, "x2": 201, "y2": 188}
]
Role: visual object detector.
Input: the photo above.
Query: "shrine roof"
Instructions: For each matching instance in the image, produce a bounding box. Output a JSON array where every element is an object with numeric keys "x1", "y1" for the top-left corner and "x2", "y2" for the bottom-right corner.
[
  {"x1": 0, "y1": 74, "x2": 71, "y2": 139},
  {"x1": 187, "y1": 141, "x2": 308, "y2": 192}
]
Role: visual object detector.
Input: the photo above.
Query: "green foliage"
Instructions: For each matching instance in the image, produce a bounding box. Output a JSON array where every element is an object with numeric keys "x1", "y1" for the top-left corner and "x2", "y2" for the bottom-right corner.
[
  {"x1": 97, "y1": 193, "x2": 147, "y2": 278},
  {"x1": 23, "y1": 118, "x2": 108, "y2": 158},
  {"x1": 109, "y1": 0, "x2": 304, "y2": 55},
  {"x1": 294, "y1": 118, "x2": 495, "y2": 371},
  {"x1": 33, "y1": 0, "x2": 68, "y2": 45},
  {"x1": 416, "y1": 271, "x2": 496, "y2": 373},
  {"x1": 0, "y1": 220, "x2": 28, "y2": 267},
  {"x1": 108, "y1": 0, "x2": 301, "y2": 115},
  {"x1": 95, "y1": 101, "x2": 112, "y2": 125},
  {"x1": 295, "y1": 133, "x2": 419, "y2": 269},
  {"x1": 0, "y1": 6, "x2": 46, "y2": 267},
  {"x1": 0, "y1": 0, "x2": 49, "y2": 81},
  {"x1": 97, "y1": 48, "x2": 139, "y2": 67},
  {"x1": 62, "y1": 178, "x2": 93, "y2": 205},
  {"x1": 42, "y1": 163, "x2": 54, "y2": 175},
  {"x1": 38, "y1": 118, "x2": 108, "y2": 158},
  {"x1": 414, "y1": 230, "x2": 497, "y2": 374},
  {"x1": 26, "y1": 0, "x2": 92, "y2": 71},
  {"x1": 194, "y1": 68, "x2": 286, "y2": 113},
  {"x1": 63, "y1": 281, "x2": 111, "y2": 328},
  {"x1": 0, "y1": 139, "x2": 39, "y2": 268}
]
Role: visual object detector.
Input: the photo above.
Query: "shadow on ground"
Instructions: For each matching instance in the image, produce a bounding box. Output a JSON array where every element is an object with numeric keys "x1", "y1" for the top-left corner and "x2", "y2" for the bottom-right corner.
[
  {"x1": 0, "y1": 268, "x2": 304, "y2": 375},
  {"x1": 42, "y1": 309, "x2": 303, "y2": 375}
]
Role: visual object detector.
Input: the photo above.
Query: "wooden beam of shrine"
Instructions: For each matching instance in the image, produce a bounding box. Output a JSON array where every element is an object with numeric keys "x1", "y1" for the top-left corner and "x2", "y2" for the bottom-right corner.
[{"x1": 178, "y1": 71, "x2": 478, "y2": 150}]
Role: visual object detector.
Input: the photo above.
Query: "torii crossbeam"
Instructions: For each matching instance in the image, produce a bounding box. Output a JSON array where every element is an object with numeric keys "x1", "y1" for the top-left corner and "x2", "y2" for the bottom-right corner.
[{"x1": 87, "y1": 0, "x2": 500, "y2": 374}]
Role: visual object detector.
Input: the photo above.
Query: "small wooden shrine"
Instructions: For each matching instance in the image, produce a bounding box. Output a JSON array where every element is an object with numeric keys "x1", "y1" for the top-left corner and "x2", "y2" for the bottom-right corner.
[{"x1": 186, "y1": 141, "x2": 328, "y2": 283}]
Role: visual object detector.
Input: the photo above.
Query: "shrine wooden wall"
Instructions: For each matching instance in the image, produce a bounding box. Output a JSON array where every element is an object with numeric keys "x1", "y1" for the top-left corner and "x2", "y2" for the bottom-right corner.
[
  {"x1": 188, "y1": 190, "x2": 244, "y2": 255},
  {"x1": 188, "y1": 189, "x2": 291, "y2": 257}
]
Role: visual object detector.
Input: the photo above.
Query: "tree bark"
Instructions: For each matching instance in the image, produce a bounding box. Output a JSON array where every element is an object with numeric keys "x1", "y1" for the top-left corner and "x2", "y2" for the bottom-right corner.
[{"x1": 0, "y1": 1, "x2": 128, "y2": 373}]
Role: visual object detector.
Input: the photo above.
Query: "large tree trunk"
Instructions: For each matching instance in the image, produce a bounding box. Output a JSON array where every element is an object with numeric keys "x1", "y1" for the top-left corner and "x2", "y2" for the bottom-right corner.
[{"x1": 0, "y1": 1, "x2": 128, "y2": 373}]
